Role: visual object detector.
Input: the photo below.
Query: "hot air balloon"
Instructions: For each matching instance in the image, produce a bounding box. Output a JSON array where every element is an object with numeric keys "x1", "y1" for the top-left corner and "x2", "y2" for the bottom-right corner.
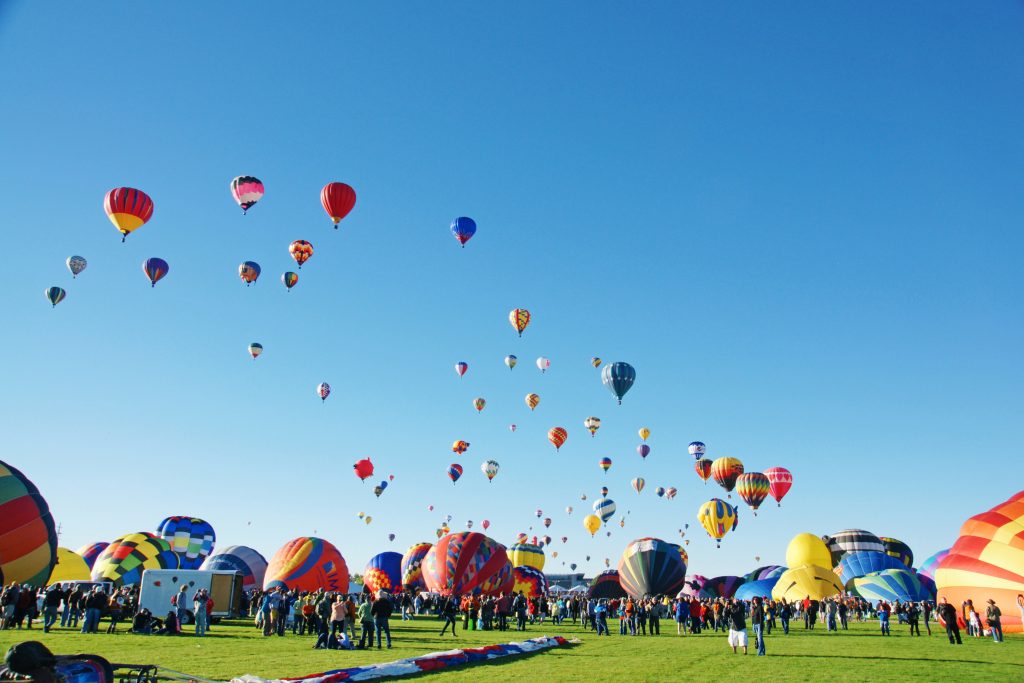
[
  {"x1": 935, "y1": 491, "x2": 1024, "y2": 633},
  {"x1": 665, "y1": 487, "x2": 678, "y2": 500},
  {"x1": 655, "y1": 487, "x2": 665, "y2": 498},
  {"x1": 364, "y1": 516, "x2": 373, "y2": 525},
  {"x1": 155, "y1": 516, "x2": 216, "y2": 569},
  {"x1": 230, "y1": 176, "x2": 264, "y2": 213},
  {"x1": 482, "y1": 520, "x2": 490, "y2": 531},
  {"x1": 76, "y1": 542, "x2": 109, "y2": 570},
  {"x1": 695, "y1": 458, "x2": 713, "y2": 484},
  {"x1": 584, "y1": 416, "x2": 601, "y2": 437},
  {"x1": 764, "y1": 466, "x2": 793, "y2": 506},
  {"x1": 289, "y1": 240, "x2": 313, "y2": 268},
  {"x1": 698, "y1": 575, "x2": 746, "y2": 600},
  {"x1": 637, "y1": 444, "x2": 651, "y2": 461},
  {"x1": 590, "y1": 357, "x2": 602, "y2": 368},
  {"x1": 44, "y1": 287, "x2": 66, "y2": 308},
  {"x1": 619, "y1": 518, "x2": 625, "y2": 529},
  {"x1": 566, "y1": 506, "x2": 573, "y2": 515},
  {"x1": 239, "y1": 261, "x2": 261, "y2": 285},
  {"x1": 543, "y1": 517, "x2": 552, "y2": 529},
  {"x1": 423, "y1": 532, "x2": 513, "y2": 596},
  {"x1": 320, "y1": 182, "x2": 356, "y2": 228},
  {"x1": 509, "y1": 309, "x2": 530, "y2": 337},
  {"x1": 452, "y1": 440, "x2": 470, "y2": 455},
  {"x1": 535, "y1": 510, "x2": 543, "y2": 518},
  {"x1": 734, "y1": 579, "x2": 779, "y2": 601},
  {"x1": 735, "y1": 472, "x2": 770, "y2": 515},
  {"x1": 880, "y1": 537, "x2": 914, "y2": 568},
  {"x1": 687, "y1": 442, "x2": 706, "y2": 460},
  {"x1": 142, "y1": 258, "x2": 169, "y2": 287},
  {"x1": 510, "y1": 565, "x2": 547, "y2": 598},
  {"x1": 0, "y1": 460, "x2": 57, "y2": 586},
  {"x1": 599, "y1": 457, "x2": 612, "y2": 473},
  {"x1": 264, "y1": 537, "x2": 349, "y2": 592},
  {"x1": 48, "y1": 548, "x2": 91, "y2": 583},
  {"x1": 631, "y1": 478, "x2": 645, "y2": 494},
  {"x1": 248, "y1": 343, "x2": 263, "y2": 360},
  {"x1": 66, "y1": 256, "x2": 87, "y2": 278},
  {"x1": 822, "y1": 530, "x2": 884, "y2": 567},
  {"x1": 515, "y1": 533, "x2": 528, "y2": 545},
  {"x1": 772, "y1": 564, "x2": 843, "y2": 602},
  {"x1": 282, "y1": 271, "x2": 299, "y2": 290},
  {"x1": 450, "y1": 217, "x2": 476, "y2": 247},
  {"x1": 600, "y1": 486, "x2": 609, "y2": 497},
  {"x1": 504, "y1": 355, "x2": 517, "y2": 370},
  {"x1": 509, "y1": 424, "x2": 517, "y2": 432},
  {"x1": 834, "y1": 551, "x2": 907, "y2": 585},
  {"x1": 593, "y1": 498, "x2": 616, "y2": 524},
  {"x1": 548, "y1": 427, "x2": 567, "y2": 451},
  {"x1": 617, "y1": 537, "x2": 687, "y2": 599},
  {"x1": 525, "y1": 394, "x2": 540, "y2": 410},
  {"x1": 373, "y1": 485, "x2": 385, "y2": 497},
  {"x1": 400, "y1": 542, "x2": 432, "y2": 592},
  {"x1": 388, "y1": 534, "x2": 396, "y2": 542},
  {"x1": 317, "y1": 382, "x2": 331, "y2": 402},
  {"x1": 710, "y1": 457, "x2": 744, "y2": 495},
  {"x1": 472, "y1": 397, "x2": 486, "y2": 412},
  {"x1": 588, "y1": 570, "x2": 626, "y2": 599},
  {"x1": 697, "y1": 498, "x2": 738, "y2": 547},
  {"x1": 447, "y1": 463, "x2": 463, "y2": 484},
  {"x1": 744, "y1": 565, "x2": 786, "y2": 583},
  {"x1": 918, "y1": 549, "x2": 950, "y2": 581},
  {"x1": 104, "y1": 187, "x2": 153, "y2": 241},
  {"x1": 353, "y1": 458, "x2": 374, "y2": 481},
  {"x1": 364, "y1": 551, "x2": 403, "y2": 594},
  {"x1": 200, "y1": 545, "x2": 269, "y2": 590},
  {"x1": 561, "y1": 536, "x2": 568, "y2": 544},
  {"x1": 583, "y1": 514, "x2": 601, "y2": 537},
  {"x1": 91, "y1": 533, "x2": 179, "y2": 586},
  {"x1": 638, "y1": 427, "x2": 650, "y2": 441},
  {"x1": 455, "y1": 361, "x2": 468, "y2": 377},
  {"x1": 850, "y1": 569, "x2": 929, "y2": 603},
  {"x1": 788, "y1": 533, "x2": 834, "y2": 569},
  {"x1": 601, "y1": 362, "x2": 635, "y2": 404},
  {"x1": 481, "y1": 459, "x2": 499, "y2": 482},
  {"x1": 536, "y1": 357, "x2": 550, "y2": 373}
]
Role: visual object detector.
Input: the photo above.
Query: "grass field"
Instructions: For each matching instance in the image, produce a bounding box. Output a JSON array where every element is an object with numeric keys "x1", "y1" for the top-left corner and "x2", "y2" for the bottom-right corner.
[{"x1": 1, "y1": 616, "x2": 1020, "y2": 682}]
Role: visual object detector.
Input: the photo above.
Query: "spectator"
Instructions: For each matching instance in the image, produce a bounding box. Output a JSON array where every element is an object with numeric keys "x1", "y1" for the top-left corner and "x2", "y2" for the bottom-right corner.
[
  {"x1": 985, "y1": 599, "x2": 1003, "y2": 643},
  {"x1": 370, "y1": 592, "x2": 392, "y2": 649},
  {"x1": 937, "y1": 598, "x2": 962, "y2": 644},
  {"x1": 751, "y1": 597, "x2": 766, "y2": 656}
]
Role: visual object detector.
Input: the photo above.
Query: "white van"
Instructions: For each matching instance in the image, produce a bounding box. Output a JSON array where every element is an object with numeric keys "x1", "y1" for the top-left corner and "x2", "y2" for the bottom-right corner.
[{"x1": 138, "y1": 569, "x2": 243, "y2": 624}]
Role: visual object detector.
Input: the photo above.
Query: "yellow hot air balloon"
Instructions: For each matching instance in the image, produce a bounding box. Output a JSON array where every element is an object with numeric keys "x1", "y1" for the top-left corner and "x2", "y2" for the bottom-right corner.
[
  {"x1": 583, "y1": 514, "x2": 601, "y2": 537},
  {"x1": 525, "y1": 393, "x2": 540, "y2": 410},
  {"x1": 49, "y1": 548, "x2": 91, "y2": 583},
  {"x1": 772, "y1": 564, "x2": 843, "y2": 602},
  {"x1": 365, "y1": 516, "x2": 373, "y2": 525},
  {"x1": 638, "y1": 427, "x2": 650, "y2": 441},
  {"x1": 509, "y1": 308, "x2": 531, "y2": 336},
  {"x1": 786, "y1": 533, "x2": 832, "y2": 569},
  {"x1": 697, "y1": 498, "x2": 738, "y2": 547}
]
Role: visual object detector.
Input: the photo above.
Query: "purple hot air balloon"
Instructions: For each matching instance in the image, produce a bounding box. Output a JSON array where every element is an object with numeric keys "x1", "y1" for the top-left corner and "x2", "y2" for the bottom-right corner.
[{"x1": 637, "y1": 444, "x2": 651, "y2": 460}]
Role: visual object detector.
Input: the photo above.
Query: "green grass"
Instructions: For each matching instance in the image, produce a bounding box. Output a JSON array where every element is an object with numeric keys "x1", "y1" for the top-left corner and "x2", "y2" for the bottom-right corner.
[{"x1": 1, "y1": 617, "x2": 1020, "y2": 682}]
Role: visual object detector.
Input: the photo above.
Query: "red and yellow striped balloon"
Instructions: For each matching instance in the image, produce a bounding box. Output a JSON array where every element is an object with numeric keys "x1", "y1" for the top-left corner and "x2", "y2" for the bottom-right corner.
[{"x1": 0, "y1": 460, "x2": 58, "y2": 586}]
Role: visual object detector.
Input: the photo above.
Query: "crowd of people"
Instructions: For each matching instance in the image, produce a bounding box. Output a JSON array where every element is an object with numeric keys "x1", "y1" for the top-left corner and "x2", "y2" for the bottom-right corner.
[{"x1": 2, "y1": 580, "x2": 1018, "y2": 655}]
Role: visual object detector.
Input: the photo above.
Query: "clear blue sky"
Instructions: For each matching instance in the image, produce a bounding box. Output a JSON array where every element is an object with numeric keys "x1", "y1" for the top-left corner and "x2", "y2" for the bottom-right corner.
[{"x1": 2, "y1": 1, "x2": 1021, "y2": 580}]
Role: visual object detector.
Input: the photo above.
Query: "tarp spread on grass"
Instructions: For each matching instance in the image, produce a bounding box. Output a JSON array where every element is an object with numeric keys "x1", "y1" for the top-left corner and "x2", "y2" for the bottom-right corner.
[{"x1": 230, "y1": 636, "x2": 570, "y2": 683}]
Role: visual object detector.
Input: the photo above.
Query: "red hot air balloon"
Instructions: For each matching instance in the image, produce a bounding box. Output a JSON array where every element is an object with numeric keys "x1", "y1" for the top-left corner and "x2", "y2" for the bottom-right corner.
[
  {"x1": 422, "y1": 532, "x2": 513, "y2": 597},
  {"x1": 289, "y1": 240, "x2": 313, "y2": 268},
  {"x1": 695, "y1": 458, "x2": 713, "y2": 484},
  {"x1": 321, "y1": 182, "x2": 356, "y2": 228},
  {"x1": 104, "y1": 187, "x2": 153, "y2": 242},
  {"x1": 764, "y1": 467, "x2": 793, "y2": 507},
  {"x1": 548, "y1": 427, "x2": 568, "y2": 451},
  {"x1": 353, "y1": 458, "x2": 374, "y2": 482},
  {"x1": 710, "y1": 457, "x2": 744, "y2": 495},
  {"x1": 447, "y1": 464, "x2": 463, "y2": 484}
]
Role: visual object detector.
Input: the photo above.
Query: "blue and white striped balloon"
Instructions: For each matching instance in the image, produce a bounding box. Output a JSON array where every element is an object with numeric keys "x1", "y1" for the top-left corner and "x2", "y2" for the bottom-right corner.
[{"x1": 593, "y1": 497, "x2": 616, "y2": 523}]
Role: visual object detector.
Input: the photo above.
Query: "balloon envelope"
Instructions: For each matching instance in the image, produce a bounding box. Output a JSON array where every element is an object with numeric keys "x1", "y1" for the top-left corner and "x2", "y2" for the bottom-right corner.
[
  {"x1": 450, "y1": 217, "x2": 476, "y2": 246},
  {"x1": 512, "y1": 565, "x2": 548, "y2": 598},
  {"x1": 850, "y1": 568, "x2": 929, "y2": 603},
  {"x1": 617, "y1": 537, "x2": 687, "y2": 598},
  {"x1": 588, "y1": 569, "x2": 627, "y2": 600},
  {"x1": 401, "y1": 543, "x2": 432, "y2": 592},
  {"x1": 699, "y1": 575, "x2": 745, "y2": 600},
  {"x1": 834, "y1": 551, "x2": 906, "y2": 586},
  {"x1": 735, "y1": 578, "x2": 779, "y2": 601},
  {"x1": 601, "y1": 362, "x2": 636, "y2": 404},
  {"x1": 230, "y1": 176, "x2": 264, "y2": 212},
  {"x1": 76, "y1": 542, "x2": 109, "y2": 570},
  {"x1": 91, "y1": 533, "x2": 179, "y2": 586},
  {"x1": 880, "y1": 536, "x2": 914, "y2": 568},
  {"x1": 48, "y1": 548, "x2": 91, "y2": 583},
  {"x1": 0, "y1": 460, "x2": 58, "y2": 587},
  {"x1": 772, "y1": 564, "x2": 843, "y2": 602},
  {"x1": 787, "y1": 533, "x2": 833, "y2": 569},
  {"x1": 321, "y1": 182, "x2": 356, "y2": 226},
  {"x1": 104, "y1": 187, "x2": 153, "y2": 238},
  {"x1": 823, "y1": 529, "x2": 884, "y2": 567},
  {"x1": 200, "y1": 545, "x2": 269, "y2": 591},
  {"x1": 264, "y1": 537, "x2": 349, "y2": 592},
  {"x1": 155, "y1": 516, "x2": 216, "y2": 569},
  {"x1": 917, "y1": 549, "x2": 950, "y2": 581},
  {"x1": 423, "y1": 532, "x2": 513, "y2": 597},
  {"x1": 364, "y1": 551, "x2": 403, "y2": 594},
  {"x1": 507, "y1": 543, "x2": 545, "y2": 572}
]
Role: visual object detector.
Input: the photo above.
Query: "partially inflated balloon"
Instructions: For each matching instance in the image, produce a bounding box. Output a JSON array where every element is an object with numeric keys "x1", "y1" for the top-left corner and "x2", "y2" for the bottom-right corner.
[
  {"x1": 91, "y1": 533, "x2": 179, "y2": 586},
  {"x1": 850, "y1": 568, "x2": 928, "y2": 603},
  {"x1": 917, "y1": 549, "x2": 949, "y2": 581},
  {"x1": 823, "y1": 530, "x2": 884, "y2": 567},
  {"x1": 0, "y1": 460, "x2": 57, "y2": 587},
  {"x1": 617, "y1": 537, "x2": 687, "y2": 599},
  {"x1": 321, "y1": 182, "x2": 356, "y2": 227},
  {"x1": 66, "y1": 256, "x2": 87, "y2": 278},
  {"x1": 230, "y1": 176, "x2": 264, "y2": 213},
  {"x1": 142, "y1": 258, "x2": 169, "y2": 287},
  {"x1": 601, "y1": 362, "x2": 635, "y2": 404},
  {"x1": 773, "y1": 564, "x2": 843, "y2": 602},
  {"x1": 698, "y1": 575, "x2": 746, "y2": 600},
  {"x1": 364, "y1": 552, "x2": 402, "y2": 594},
  {"x1": 155, "y1": 516, "x2": 216, "y2": 569},
  {"x1": 76, "y1": 543, "x2": 109, "y2": 570},
  {"x1": 548, "y1": 427, "x2": 567, "y2": 451},
  {"x1": 588, "y1": 569, "x2": 626, "y2": 599},
  {"x1": 507, "y1": 542, "x2": 545, "y2": 572},
  {"x1": 49, "y1": 548, "x2": 91, "y2": 583},
  {"x1": 834, "y1": 551, "x2": 906, "y2": 586},
  {"x1": 200, "y1": 545, "x2": 268, "y2": 590},
  {"x1": 509, "y1": 309, "x2": 530, "y2": 337},
  {"x1": 264, "y1": 537, "x2": 349, "y2": 592},
  {"x1": 450, "y1": 217, "x2": 476, "y2": 247},
  {"x1": 401, "y1": 543, "x2": 432, "y2": 592},
  {"x1": 583, "y1": 514, "x2": 601, "y2": 537},
  {"x1": 44, "y1": 287, "x2": 66, "y2": 308},
  {"x1": 423, "y1": 532, "x2": 513, "y2": 597},
  {"x1": 104, "y1": 187, "x2": 153, "y2": 241},
  {"x1": 880, "y1": 537, "x2": 914, "y2": 568},
  {"x1": 289, "y1": 240, "x2": 313, "y2": 268},
  {"x1": 697, "y1": 498, "x2": 738, "y2": 547}
]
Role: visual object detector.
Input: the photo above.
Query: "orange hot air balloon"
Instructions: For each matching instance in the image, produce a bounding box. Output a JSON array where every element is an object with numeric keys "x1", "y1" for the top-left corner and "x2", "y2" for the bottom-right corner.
[
  {"x1": 525, "y1": 393, "x2": 540, "y2": 410},
  {"x1": 104, "y1": 187, "x2": 153, "y2": 242},
  {"x1": 548, "y1": 427, "x2": 567, "y2": 451},
  {"x1": 320, "y1": 182, "x2": 356, "y2": 228},
  {"x1": 289, "y1": 240, "x2": 313, "y2": 268},
  {"x1": 509, "y1": 309, "x2": 531, "y2": 337},
  {"x1": 264, "y1": 537, "x2": 349, "y2": 592},
  {"x1": 695, "y1": 458, "x2": 713, "y2": 484},
  {"x1": 710, "y1": 457, "x2": 744, "y2": 495}
]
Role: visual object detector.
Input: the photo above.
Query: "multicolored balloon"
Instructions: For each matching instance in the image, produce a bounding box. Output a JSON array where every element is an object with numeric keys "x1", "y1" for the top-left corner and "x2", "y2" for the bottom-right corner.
[
  {"x1": 264, "y1": 537, "x2": 349, "y2": 592},
  {"x1": 697, "y1": 498, "x2": 738, "y2": 547},
  {"x1": 450, "y1": 217, "x2": 476, "y2": 247},
  {"x1": 601, "y1": 362, "x2": 636, "y2": 404},
  {"x1": 823, "y1": 529, "x2": 884, "y2": 566},
  {"x1": 289, "y1": 240, "x2": 313, "y2": 268},
  {"x1": 400, "y1": 542, "x2": 432, "y2": 592},
  {"x1": 512, "y1": 565, "x2": 548, "y2": 598},
  {"x1": 880, "y1": 537, "x2": 914, "y2": 568},
  {"x1": 282, "y1": 271, "x2": 299, "y2": 290},
  {"x1": 447, "y1": 463, "x2": 463, "y2": 484},
  {"x1": 200, "y1": 545, "x2": 268, "y2": 590},
  {"x1": 320, "y1": 182, "x2": 357, "y2": 228},
  {"x1": 695, "y1": 458, "x2": 713, "y2": 484},
  {"x1": 364, "y1": 551, "x2": 403, "y2": 594},
  {"x1": 473, "y1": 397, "x2": 486, "y2": 412},
  {"x1": 452, "y1": 440, "x2": 470, "y2": 455},
  {"x1": 248, "y1": 342, "x2": 263, "y2": 360},
  {"x1": 710, "y1": 457, "x2": 744, "y2": 494},
  {"x1": 0, "y1": 460, "x2": 57, "y2": 586},
  {"x1": 593, "y1": 497, "x2": 616, "y2": 524},
  {"x1": 423, "y1": 532, "x2": 513, "y2": 596},
  {"x1": 525, "y1": 393, "x2": 540, "y2": 410},
  {"x1": 44, "y1": 287, "x2": 66, "y2": 308},
  {"x1": 75, "y1": 542, "x2": 109, "y2": 570},
  {"x1": 850, "y1": 568, "x2": 929, "y2": 603},
  {"x1": 735, "y1": 472, "x2": 770, "y2": 515},
  {"x1": 508, "y1": 308, "x2": 531, "y2": 337},
  {"x1": 687, "y1": 442, "x2": 706, "y2": 460},
  {"x1": 588, "y1": 569, "x2": 626, "y2": 599},
  {"x1": 504, "y1": 355, "x2": 517, "y2": 370},
  {"x1": 481, "y1": 459, "x2": 499, "y2": 482},
  {"x1": 699, "y1": 575, "x2": 746, "y2": 600},
  {"x1": 455, "y1": 361, "x2": 468, "y2": 377},
  {"x1": 599, "y1": 457, "x2": 612, "y2": 473},
  {"x1": 617, "y1": 537, "x2": 687, "y2": 599},
  {"x1": 230, "y1": 176, "x2": 264, "y2": 213},
  {"x1": 239, "y1": 261, "x2": 261, "y2": 285},
  {"x1": 91, "y1": 533, "x2": 179, "y2": 586},
  {"x1": 142, "y1": 257, "x2": 169, "y2": 287},
  {"x1": 764, "y1": 466, "x2": 793, "y2": 506},
  {"x1": 104, "y1": 187, "x2": 153, "y2": 241},
  {"x1": 665, "y1": 487, "x2": 678, "y2": 500},
  {"x1": 591, "y1": 357, "x2": 602, "y2": 368},
  {"x1": 584, "y1": 417, "x2": 601, "y2": 437},
  {"x1": 155, "y1": 516, "x2": 216, "y2": 569},
  {"x1": 507, "y1": 542, "x2": 545, "y2": 572},
  {"x1": 631, "y1": 477, "x2": 645, "y2": 494},
  {"x1": 655, "y1": 487, "x2": 665, "y2": 498},
  {"x1": 547, "y1": 427, "x2": 567, "y2": 451},
  {"x1": 317, "y1": 382, "x2": 331, "y2": 402},
  {"x1": 66, "y1": 256, "x2": 87, "y2": 278}
]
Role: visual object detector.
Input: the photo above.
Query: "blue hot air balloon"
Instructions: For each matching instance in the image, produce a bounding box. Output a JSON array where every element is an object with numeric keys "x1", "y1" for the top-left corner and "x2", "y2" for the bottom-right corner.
[
  {"x1": 735, "y1": 578, "x2": 779, "y2": 601},
  {"x1": 601, "y1": 362, "x2": 636, "y2": 404},
  {"x1": 834, "y1": 551, "x2": 906, "y2": 586},
  {"x1": 450, "y1": 217, "x2": 477, "y2": 247}
]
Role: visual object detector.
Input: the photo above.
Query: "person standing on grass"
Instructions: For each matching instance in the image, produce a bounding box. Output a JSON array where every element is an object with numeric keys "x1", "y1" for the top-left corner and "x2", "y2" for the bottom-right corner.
[
  {"x1": 371, "y1": 591, "x2": 393, "y2": 649},
  {"x1": 907, "y1": 602, "x2": 921, "y2": 636},
  {"x1": 192, "y1": 589, "x2": 208, "y2": 637},
  {"x1": 41, "y1": 586, "x2": 61, "y2": 633},
  {"x1": 751, "y1": 597, "x2": 766, "y2": 656},
  {"x1": 985, "y1": 600, "x2": 1002, "y2": 643},
  {"x1": 778, "y1": 598, "x2": 791, "y2": 635},
  {"x1": 595, "y1": 600, "x2": 609, "y2": 636},
  {"x1": 357, "y1": 595, "x2": 375, "y2": 649},
  {"x1": 937, "y1": 598, "x2": 962, "y2": 644},
  {"x1": 330, "y1": 596, "x2": 346, "y2": 637},
  {"x1": 923, "y1": 601, "x2": 932, "y2": 635},
  {"x1": 877, "y1": 601, "x2": 891, "y2": 635},
  {"x1": 726, "y1": 599, "x2": 748, "y2": 654},
  {"x1": 439, "y1": 595, "x2": 459, "y2": 637},
  {"x1": 174, "y1": 585, "x2": 189, "y2": 632}
]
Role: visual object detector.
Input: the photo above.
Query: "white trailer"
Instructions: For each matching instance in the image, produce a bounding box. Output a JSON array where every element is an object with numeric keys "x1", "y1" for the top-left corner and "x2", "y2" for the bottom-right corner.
[{"x1": 138, "y1": 569, "x2": 243, "y2": 623}]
